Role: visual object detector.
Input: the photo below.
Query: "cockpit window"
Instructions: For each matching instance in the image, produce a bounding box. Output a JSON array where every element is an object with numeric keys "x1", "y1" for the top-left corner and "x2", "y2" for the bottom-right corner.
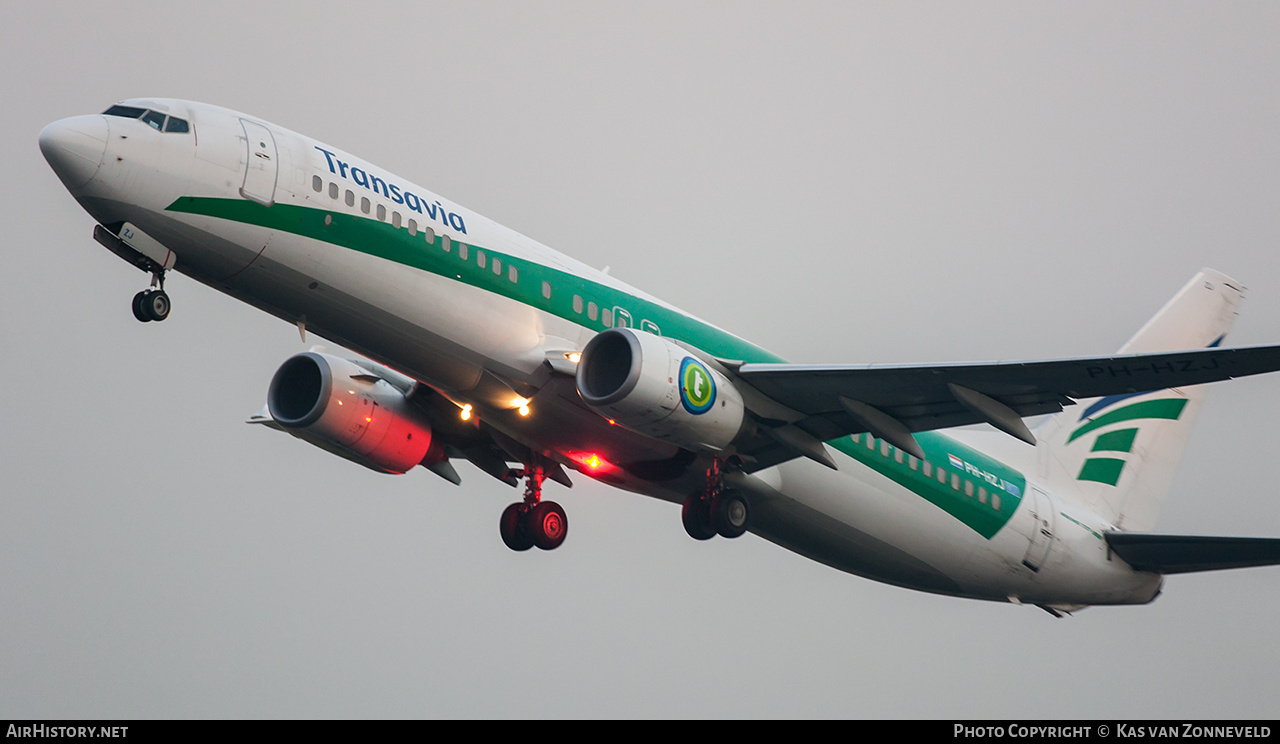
[
  {"x1": 142, "y1": 110, "x2": 166, "y2": 130},
  {"x1": 103, "y1": 105, "x2": 147, "y2": 119},
  {"x1": 101, "y1": 105, "x2": 190, "y2": 134}
]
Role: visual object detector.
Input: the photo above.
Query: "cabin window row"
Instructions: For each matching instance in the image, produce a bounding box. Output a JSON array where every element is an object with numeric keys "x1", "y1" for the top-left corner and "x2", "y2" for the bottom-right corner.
[
  {"x1": 855, "y1": 432, "x2": 1001, "y2": 511},
  {"x1": 312, "y1": 176, "x2": 662, "y2": 332},
  {"x1": 313, "y1": 177, "x2": 520, "y2": 286}
]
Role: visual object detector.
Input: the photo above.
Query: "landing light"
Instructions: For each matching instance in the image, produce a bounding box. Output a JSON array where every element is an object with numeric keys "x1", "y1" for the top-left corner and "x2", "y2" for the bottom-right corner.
[
  {"x1": 510, "y1": 396, "x2": 531, "y2": 417},
  {"x1": 460, "y1": 404, "x2": 473, "y2": 421},
  {"x1": 565, "y1": 352, "x2": 581, "y2": 364}
]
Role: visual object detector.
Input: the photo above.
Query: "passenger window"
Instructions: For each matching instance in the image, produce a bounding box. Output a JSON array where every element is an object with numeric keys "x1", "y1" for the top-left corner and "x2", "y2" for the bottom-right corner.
[
  {"x1": 312, "y1": 175, "x2": 323, "y2": 193},
  {"x1": 965, "y1": 481, "x2": 974, "y2": 497},
  {"x1": 894, "y1": 449, "x2": 904, "y2": 464},
  {"x1": 142, "y1": 110, "x2": 166, "y2": 130},
  {"x1": 509, "y1": 265, "x2": 518, "y2": 283},
  {"x1": 392, "y1": 211, "x2": 402, "y2": 228},
  {"x1": 328, "y1": 183, "x2": 339, "y2": 199},
  {"x1": 923, "y1": 461, "x2": 933, "y2": 477},
  {"x1": 542, "y1": 280, "x2": 551, "y2": 298},
  {"x1": 880, "y1": 441, "x2": 890, "y2": 457},
  {"x1": 477, "y1": 250, "x2": 486, "y2": 269},
  {"x1": 423, "y1": 226, "x2": 435, "y2": 244},
  {"x1": 937, "y1": 468, "x2": 947, "y2": 484},
  {"x1": 866, "y1": 436, "x2": 875, "y2": 451},
  {"x1": 951, "y1": 474, "x2": 960, "y2": 490},
  {"x1": 345, "y1": 190, "x2": 355, "y2": 207},
  {"x1": 459, "y1": 243, "x2": 468, "y2": 260},
  {"x1": 602, "y1": 308, "x2": 613, "y2": 326},
  {"x1": 992, "y1": 494, "x2": 1001, "y2": 511},
  {"x1": 442, "y1": 235, "x2": 451, "y2": 252},
  {"x1": 164, "y1": 117, "x2": 189, "y2": 133},
  {"x1": 588, "y1": 301, "x2": 598, "y2": 321},
  {"x1": 978, "y1": 487, "x2": 987, "y2": 504},
  {"x1": 573, "y1": 295, "x2": 584, "y2": 314},
  {"x1": 908, "y1": 456, "x2": 918, "y2": 470},
  {"x1": 493, "y1": 258, "x2": 502, "y2": 276},
  {"x1": 376, "y1": 204, "x2": 386, "y2": 221},
  {"x1": 361, "y1": 197, "x2": 371, "y2": 214},
  {"x1": 408, "y1": 219, "x2": 418, "y2": 236}
]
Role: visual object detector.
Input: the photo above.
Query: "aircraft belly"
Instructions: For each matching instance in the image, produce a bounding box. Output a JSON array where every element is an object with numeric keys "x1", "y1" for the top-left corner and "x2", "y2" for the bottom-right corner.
[{"x1": 739, "y1": 454, "x2": 1165, "y2": 604}]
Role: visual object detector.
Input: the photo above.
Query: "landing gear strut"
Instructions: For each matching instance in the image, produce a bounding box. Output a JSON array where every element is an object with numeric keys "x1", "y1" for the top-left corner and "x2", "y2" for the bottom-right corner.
[
  {"x1": 499, "y1": 459, "x2": 568, "y2": 551},
  {"x1": 131, "y1": 270, "x2": 170, "y2": 323},
  {"x1": 682, "y1": 458, "x2": 749, "y2": 540}
]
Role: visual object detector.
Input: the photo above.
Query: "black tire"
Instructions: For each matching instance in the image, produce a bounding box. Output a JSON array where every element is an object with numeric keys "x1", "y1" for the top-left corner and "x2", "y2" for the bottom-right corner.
[
  {"x1": 681, "y1": 494, "x2": 716, "y2": 540},
  {"x1": 500, "y1": 503, "x2": 534, "y2": 552},
  {"x1": 132, "y1": 291, "x2": 152, "y2": 323},
  {"x1": 528, "y1": 501, "x2": 568, "y2": 551},
  {"x1": 145, "y1": 290, "x2": 171, "y2": 321},
  {"x1": 712, "y1": 490, "x2": 749, "y2": 539}
]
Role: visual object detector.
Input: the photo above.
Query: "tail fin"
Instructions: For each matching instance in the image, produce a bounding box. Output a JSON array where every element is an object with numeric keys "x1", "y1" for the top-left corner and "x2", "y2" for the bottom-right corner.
[{"x1": 1034, "y1": 269, "x2": 1246, "y2": 530}]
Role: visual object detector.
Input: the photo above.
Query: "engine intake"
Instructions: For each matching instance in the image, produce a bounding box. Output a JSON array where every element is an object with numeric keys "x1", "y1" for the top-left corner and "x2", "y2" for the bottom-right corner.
[
  {"x1": 267, "y1": 352, "x2": 441, "y2": 474},
  {"x1": 576, "y1": 328, "x2": 745, "y2": 450}
]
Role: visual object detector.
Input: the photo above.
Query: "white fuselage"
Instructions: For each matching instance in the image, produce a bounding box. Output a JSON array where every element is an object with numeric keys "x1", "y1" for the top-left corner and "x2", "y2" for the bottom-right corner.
[{"x1": 41, "y1": 99, "x2": 1163, "y2": 609}]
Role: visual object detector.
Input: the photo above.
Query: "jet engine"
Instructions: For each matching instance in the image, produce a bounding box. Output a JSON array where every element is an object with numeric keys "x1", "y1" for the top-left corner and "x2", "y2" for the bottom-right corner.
[
  {"x1": 266, "y1": 352, "x2": 442, "y2": 474},
  {"x1": 576, "y1": 328, "x2": 746, "y2": 451}
]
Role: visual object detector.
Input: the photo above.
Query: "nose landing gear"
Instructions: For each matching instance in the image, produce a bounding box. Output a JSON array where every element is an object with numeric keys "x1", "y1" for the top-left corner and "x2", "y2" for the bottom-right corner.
[{"x1": 499, "y1": 460, "x2": 568, "y2": 551}]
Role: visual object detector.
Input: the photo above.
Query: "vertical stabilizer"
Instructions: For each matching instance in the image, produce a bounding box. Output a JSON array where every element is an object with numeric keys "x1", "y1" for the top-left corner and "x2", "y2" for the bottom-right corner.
[{"x1": 1034, "y1": 270, "x2": 1245, "y2": 531}]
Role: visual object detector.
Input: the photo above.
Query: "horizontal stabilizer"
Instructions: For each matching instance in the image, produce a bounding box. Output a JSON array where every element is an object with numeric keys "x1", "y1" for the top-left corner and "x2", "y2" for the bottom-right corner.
[{"x1": 1106, "y1": 532, "x2": 1280, "y2": 574}]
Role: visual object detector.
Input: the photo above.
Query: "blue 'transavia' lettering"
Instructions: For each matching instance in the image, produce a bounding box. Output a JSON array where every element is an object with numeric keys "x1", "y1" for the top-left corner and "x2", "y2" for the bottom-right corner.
[{"x1": 315, "y1": 146, "x2": 467, "y2": 234}]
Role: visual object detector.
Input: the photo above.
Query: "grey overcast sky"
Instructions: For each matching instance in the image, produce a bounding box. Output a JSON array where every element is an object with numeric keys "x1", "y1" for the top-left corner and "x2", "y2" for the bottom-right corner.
[{"x1": 4, "y1": 1, "x2": 1280, "y2": 718}]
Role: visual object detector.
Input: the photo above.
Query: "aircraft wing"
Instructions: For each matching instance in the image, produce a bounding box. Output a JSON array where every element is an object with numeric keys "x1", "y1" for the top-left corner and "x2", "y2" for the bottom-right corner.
[{"x1": 729, "y1": 345, "x2": 1280, "y2": 465}]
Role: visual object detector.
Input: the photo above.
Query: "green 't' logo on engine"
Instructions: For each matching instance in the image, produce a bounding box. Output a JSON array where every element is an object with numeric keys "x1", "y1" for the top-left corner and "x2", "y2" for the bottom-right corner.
[{"x1": 680, "y1": 357, "x2": 716, "y2": 414}]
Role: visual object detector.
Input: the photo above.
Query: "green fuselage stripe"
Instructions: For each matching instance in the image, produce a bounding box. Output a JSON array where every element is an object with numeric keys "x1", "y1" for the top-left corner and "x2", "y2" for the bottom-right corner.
[
  {"x1": 168, "y1": 196, "x2": 1024, "y2": 537},
  {"x1": 827, "y1": 434, "x2": 1024, "y2": 538}
]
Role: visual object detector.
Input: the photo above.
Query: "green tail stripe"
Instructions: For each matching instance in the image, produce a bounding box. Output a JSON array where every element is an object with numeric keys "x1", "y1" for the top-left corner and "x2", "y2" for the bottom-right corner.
[
  {"x1": 1067, "y1": 398, "x2": 1188, "y2": 444},
  {"x1": 1078, "y1": 457, "x2": 1127, "y2": 485},
  {"x1": 1091, "y1": 427, "x2": 1139, "y2": 453}
]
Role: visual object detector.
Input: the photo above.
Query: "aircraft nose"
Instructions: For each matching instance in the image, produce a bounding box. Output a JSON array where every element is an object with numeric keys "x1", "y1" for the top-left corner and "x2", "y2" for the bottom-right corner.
[{"x1": 39, "y1": 115, "x2": 109, "y2": 191}]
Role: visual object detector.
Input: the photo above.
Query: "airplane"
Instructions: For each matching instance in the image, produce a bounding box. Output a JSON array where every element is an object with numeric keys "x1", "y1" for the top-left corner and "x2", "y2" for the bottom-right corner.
[{"x1": 39, "y1": 98, "x2": 1280, "y2": 616}]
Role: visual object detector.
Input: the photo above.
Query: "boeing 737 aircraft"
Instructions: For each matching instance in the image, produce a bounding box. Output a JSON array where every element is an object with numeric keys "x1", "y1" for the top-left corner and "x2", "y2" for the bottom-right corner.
[{"x1": 40, "y1": 98, "x2": 1280, "y2": 615}]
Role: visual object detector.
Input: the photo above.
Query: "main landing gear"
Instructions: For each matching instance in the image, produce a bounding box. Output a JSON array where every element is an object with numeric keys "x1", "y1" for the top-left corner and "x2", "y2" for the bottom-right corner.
[
  {"x1": 682, "y1": 459, "x2": 750, "y2": 541},
  {"x1": 131, "y1": 270, "x2": 170, "y2": 323},
  {"x1": 500, "y1": 460, "x2": 568, "y2": 552}
]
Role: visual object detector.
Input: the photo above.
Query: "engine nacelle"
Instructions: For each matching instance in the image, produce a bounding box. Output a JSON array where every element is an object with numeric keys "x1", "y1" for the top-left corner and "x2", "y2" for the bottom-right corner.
[
  {"x1": 576, "y1": 328, "x2": 746, "y2": 451},
  {"x1": 267, "y1": 352, "x2": 441, "y2": 474}
]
